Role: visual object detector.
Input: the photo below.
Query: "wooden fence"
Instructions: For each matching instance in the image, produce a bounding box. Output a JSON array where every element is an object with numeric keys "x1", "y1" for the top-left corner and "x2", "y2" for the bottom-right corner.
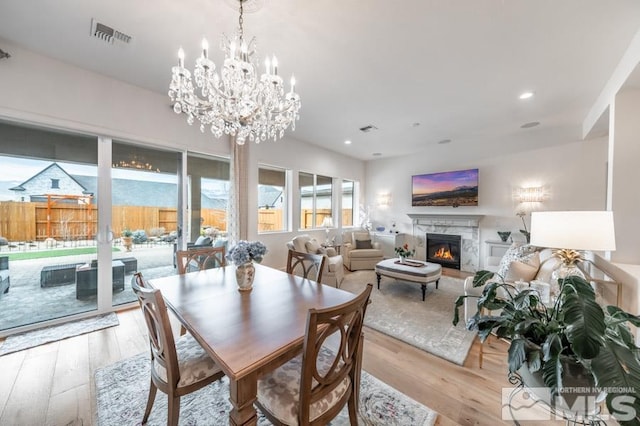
[
  {"x1": 0, "y1": 201, "x2": 354, "y2": 241},
  {"x1": 0, "y1": 201, "x2": 225, "y2": 242}
]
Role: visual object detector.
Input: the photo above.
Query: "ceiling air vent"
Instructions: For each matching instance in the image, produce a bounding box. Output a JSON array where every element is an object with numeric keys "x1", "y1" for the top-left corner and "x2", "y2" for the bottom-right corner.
[
  {"x1": 359, "y1": 125, "x2": 378, "y2": 133},
  {"x1": 90, "y1": 18, "x2": 132, "y2": 45}
]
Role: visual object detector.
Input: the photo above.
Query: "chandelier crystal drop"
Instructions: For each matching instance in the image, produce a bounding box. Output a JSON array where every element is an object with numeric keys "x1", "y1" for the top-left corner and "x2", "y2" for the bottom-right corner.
[{"x1": 168, "y1": 0, "x2": 301, "y2": 145}]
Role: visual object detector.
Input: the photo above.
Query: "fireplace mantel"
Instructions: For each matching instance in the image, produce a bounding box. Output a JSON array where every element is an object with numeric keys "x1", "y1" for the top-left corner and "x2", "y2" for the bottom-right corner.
[{"x1": 406, "y1": 213, "x2": 483, "y2": 228}]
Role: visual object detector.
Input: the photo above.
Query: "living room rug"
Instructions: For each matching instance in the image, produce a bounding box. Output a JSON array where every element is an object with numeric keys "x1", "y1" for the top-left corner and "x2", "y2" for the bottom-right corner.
[
  {"x1": 341, "y1": 270, "x2": 475, "y2": 365},
  {"x1": 95, "y1": 352, "x2": 438, "y2": 426},
  {"x1": 0, "y1": 312, "x2": 119, "y2": 356}
]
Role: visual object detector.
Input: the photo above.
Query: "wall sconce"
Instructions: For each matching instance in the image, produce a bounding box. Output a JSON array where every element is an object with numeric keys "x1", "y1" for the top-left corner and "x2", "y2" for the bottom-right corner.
[
  {"x1": 377, "y1": 193, "x2": 391, "y2": 208},
  {"x1": 514, "y1": 186, "x2": 547, "y2": 203}
]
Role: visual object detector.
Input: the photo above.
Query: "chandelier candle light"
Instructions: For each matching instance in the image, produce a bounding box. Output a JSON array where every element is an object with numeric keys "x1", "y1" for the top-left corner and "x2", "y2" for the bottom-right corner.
[{"x1": 169, "y1": 0, "x2": 301, "y2": 145}]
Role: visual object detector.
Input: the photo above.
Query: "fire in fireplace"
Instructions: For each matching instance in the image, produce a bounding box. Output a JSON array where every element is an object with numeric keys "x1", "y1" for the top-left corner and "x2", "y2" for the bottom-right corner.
[{"x1": 426, "y1": 233, "x2": 461, "y2": 269}]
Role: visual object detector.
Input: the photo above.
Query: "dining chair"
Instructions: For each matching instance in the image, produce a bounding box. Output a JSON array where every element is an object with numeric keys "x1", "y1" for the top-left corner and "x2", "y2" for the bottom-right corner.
[
  {"x1": 255, "y1": 283, "x2": 373, "y2": 425},
  {"x1": 286, "y1": 249, "x2": 326, "y2": 283},
  {"x1": 175, "y1": 246, "x2": 226, "y2": 274},
  {"x1": 131, "y1": 273, "x2": 225, "y2": 426}
]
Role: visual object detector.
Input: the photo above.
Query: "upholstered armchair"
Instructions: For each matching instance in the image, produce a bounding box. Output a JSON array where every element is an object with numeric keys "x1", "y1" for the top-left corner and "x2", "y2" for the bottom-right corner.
[
  {"x1": 342, "y1": 229, "x2": 384, "y2": 271},
  {"x1": 286, "y1": 235, "x2": 344, "y2": 287}
]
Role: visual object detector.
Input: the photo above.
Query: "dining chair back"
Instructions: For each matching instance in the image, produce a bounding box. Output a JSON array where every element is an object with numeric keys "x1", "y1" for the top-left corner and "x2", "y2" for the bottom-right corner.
[
  {"x1": 286, "y1": 249, "x2": 326, "y2": 283},
  {"x1": 176, "y1": 246, "x2": 226, "y2": 274},
  {"x1": 256, "y1": 283, "x2": 373, "y2": 425},
  {"x1": 131, "y1": 272, "x2": 224, "y2": 426}
]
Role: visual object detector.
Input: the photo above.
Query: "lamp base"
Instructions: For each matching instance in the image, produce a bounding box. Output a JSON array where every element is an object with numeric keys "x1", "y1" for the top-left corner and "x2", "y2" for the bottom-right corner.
[{"x1": 551, "y1": 263, "x2": 585, "y2": 295}]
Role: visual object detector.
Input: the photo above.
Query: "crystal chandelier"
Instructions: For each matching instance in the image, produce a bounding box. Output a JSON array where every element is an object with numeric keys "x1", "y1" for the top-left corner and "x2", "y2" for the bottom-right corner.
[{"x1": 168, "y1": 0, "x2": 301, "y2": 145}]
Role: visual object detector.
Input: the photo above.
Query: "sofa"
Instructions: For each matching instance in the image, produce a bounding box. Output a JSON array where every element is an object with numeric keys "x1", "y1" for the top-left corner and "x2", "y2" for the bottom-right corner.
[
  {"x1": 286, "y1": 234, "x2": 344, "y2": 287},
  {"x1": 464, "y1": 244, "x2": 561, "y2": 322},
  {"x1": 342, "y1": 230, "x2": 384, "y2": 271},
  {"x1": 463, "y1": 242, "x2": 626, "y2": 323}
]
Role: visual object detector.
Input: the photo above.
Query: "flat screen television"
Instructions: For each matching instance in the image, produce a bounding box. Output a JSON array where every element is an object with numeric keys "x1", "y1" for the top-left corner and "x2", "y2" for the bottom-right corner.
[{"x1": 411, "y1": 168, "x2": 478, "y2": 207}]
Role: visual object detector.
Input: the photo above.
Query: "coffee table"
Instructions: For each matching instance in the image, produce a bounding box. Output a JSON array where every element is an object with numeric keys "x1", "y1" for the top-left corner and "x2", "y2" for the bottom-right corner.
[{"x1": 375, "y1": 258, "x2": 442, "y2": 301}]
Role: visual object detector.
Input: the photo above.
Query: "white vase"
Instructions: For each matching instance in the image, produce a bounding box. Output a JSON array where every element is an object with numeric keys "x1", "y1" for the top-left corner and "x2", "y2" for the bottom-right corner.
[
  {"x1": 398, "y1": 256, "x2": 406, "y2": 264},
  {"x1": 235, "y1": 262, "x2": 255, "y2": 291}
]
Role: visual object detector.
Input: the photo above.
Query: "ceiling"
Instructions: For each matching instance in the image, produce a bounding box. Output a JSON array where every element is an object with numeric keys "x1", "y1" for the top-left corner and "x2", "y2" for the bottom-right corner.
[{"x1": 0, "y1": 0, "x2": 639, "y2": 161}]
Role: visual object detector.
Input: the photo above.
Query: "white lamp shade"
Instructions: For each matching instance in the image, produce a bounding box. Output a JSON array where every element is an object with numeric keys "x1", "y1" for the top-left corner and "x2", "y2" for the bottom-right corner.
[
  {"x1": 321, "y1": 217, "x2": 334, "y2": 228},
  {"x1": 530, "y1": 211, "x2": 616, "y2": 251}
]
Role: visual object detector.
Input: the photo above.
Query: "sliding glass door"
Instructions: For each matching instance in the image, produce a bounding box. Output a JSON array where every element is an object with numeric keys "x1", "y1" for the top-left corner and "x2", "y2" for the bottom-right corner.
[
  {"x1": 0, "y1": 121, "x2": 100, "y2": 331},
  {"x1": 111, "y1": 142, "x2": 181, "y2": 307}
]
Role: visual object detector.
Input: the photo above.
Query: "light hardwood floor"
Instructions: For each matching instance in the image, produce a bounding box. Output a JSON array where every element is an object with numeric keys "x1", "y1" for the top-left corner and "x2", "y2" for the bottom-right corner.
[{"x1": 0, "y1": 271, "x2": 516, "y2": 426}]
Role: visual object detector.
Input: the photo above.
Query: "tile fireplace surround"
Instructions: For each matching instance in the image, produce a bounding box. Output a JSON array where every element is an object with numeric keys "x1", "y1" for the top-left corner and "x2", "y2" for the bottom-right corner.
[{"x1": 407, "y1": 214, "x2": 483, "y2": 273}]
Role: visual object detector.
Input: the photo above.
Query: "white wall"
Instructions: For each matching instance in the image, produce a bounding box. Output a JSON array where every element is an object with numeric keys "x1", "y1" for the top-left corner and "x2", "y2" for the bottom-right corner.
[
  {"x1": 610, "y1": 88, "x2": 640, "y2": 265},
  {"x1": 365, "y1": 137, "x2": 608, "y2": 269}
]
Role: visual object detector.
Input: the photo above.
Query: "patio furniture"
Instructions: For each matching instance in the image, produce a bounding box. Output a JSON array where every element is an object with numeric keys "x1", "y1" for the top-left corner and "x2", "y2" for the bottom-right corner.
[
  {"x1": 76, "y1": 260, "x2": 125, "y2": 299},
  {"x1": 40, "y1": 263, "x2": 83, "y2": 287},
  {"x1": 0, "y1": 256, "x2": 9, "y2": 296},
  {"x1": 91, "y1": 257, "x2": 137, "y2": 274}
]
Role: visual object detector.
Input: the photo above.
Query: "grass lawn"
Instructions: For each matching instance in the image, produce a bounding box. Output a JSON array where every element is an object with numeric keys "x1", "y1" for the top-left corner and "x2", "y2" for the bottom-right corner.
[{"x1": 5, "y1": 247, "x2": 121, "y2": 261}]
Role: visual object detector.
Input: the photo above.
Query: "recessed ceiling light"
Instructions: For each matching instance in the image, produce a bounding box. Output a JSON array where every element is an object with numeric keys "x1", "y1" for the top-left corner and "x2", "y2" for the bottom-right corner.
[
  {"x1": 372, "y1": 152, "x2": 382, "y2": 157},
  {"x1": 519, "y1": 91, "x2": 534, "y2": 100},
  {"x1": 520, "y1": 121, "x2": 540, "y2": 129},
  {"x1": 412, "y1": 122, "x2": 421, "y2": 127},
  {"x1": 344, "y1": 140, "x2": 352, "y2": 145},
  {"x1": 437, "y1": 139, "x2": 452, "y2": 144}
]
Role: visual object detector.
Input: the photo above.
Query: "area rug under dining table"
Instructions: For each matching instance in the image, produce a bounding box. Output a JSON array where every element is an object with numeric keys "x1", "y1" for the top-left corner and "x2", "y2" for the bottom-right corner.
[
  {"x1": 95, "y1": 352, "x2": 438, "y2": 425},
  {"x1": 340, "y1": 270, "x2": 476, "y2": 365}
]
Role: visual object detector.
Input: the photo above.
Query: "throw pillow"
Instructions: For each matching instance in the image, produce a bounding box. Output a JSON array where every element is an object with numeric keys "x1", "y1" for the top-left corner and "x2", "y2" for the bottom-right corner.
[
  {"x1": 355, "y1": 239, "x2": 373, "y2": 249},
  {"x1": 352, "y1": 232, "x2": 370, "y2": 245},
  {"x1": 305, "y1": 239, "x2": 321, "y2": 254},
  {"x1": 504, "y1": 252, "x2": 541, "y2": 282},
  {"x1": 496, "y1": 243, "x2": 538, "y2": 280}
]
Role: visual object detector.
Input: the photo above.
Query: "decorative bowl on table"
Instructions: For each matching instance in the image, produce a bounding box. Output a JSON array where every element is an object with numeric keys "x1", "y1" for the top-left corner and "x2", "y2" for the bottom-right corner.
[
  {"x1": 497, "y1": 231, "x2": 511, "y2": 242},
  {"x1": 375, "y1": 226, "x2": 385, "y2": 232}
]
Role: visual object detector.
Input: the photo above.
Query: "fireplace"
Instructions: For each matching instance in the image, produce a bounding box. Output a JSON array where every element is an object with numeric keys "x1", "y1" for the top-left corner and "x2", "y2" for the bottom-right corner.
[{"x1": 426, "y1": 233, "x2": 461, "y2": 270}]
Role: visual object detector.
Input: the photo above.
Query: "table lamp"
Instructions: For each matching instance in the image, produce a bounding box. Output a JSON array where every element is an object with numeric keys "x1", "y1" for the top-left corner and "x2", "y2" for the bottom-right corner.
[
  {"x1": 321, "y1": 216, "x2": 334, "y2": 244},
  {"x1": 530, "y1": 211, "x2": 616, "y2": 287}
]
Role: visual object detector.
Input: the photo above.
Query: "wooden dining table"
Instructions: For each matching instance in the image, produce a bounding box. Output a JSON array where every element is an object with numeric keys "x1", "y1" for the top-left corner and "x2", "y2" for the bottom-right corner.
[{"x1": 148, "y1": 263, "x2": 358, "y2": 426}]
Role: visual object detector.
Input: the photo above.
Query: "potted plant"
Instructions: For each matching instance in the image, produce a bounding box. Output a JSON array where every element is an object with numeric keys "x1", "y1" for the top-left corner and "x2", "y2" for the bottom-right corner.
[
  {"x1": 453, "y1": 272, "x2": 640, "y2": 424},
  {"x1": 121, "y1": 229, "x2": 133, "y2": 251}
]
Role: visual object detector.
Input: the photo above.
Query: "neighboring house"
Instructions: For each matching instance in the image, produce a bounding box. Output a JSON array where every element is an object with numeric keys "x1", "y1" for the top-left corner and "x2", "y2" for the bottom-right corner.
[
  {"x1": 6, "y1": 163, "x2": 228, "y2": 208},
  {"x1": 9, "y1": 163, "x2": 91, "y2": 204}
]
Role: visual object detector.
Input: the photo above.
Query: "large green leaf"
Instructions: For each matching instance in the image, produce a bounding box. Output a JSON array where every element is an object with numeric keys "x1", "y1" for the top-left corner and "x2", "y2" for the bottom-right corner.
[
  {"x1": 607, "y1": 305, "x2": 640, "y2": 327},
  {"x1": 591, "y1": 340, "x2": 640, "y2": 425},
  {"x1": 472, "y1": 270, "x2": 495, "y2": 287},
  {"x1": 452, "y1": 295, "x2": 466, "y2": 326},
  {"x1": 542, "y1": 353, "x2": 563, "y2": 396},
  {"x1": 562, "y1": 290, "x2": 605, "y2": 359},
  {"x1": 526, "y1": 348, "x2": 542, "y2": 372},
  {"x1": 508, "y1": 338, "x2": 526, "y2": 373}
]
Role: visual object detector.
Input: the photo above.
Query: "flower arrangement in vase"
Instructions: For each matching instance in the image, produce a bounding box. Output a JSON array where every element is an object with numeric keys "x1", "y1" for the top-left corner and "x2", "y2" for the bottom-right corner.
[
  {"x1": 226, "y1": 240, "x2": 267, "y2": 265},
  {"x1": 226, "y1": 241, "x2": 267, "y2": 291},
  {"x1": 394, "y1": 243, "x2": 415, "y2": 263}
]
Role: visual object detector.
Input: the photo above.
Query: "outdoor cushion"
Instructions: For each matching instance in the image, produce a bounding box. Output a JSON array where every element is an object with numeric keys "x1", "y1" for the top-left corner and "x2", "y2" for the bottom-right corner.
[{"x1": 194, "y1": 236, "x2": 212, "y2": 246}]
